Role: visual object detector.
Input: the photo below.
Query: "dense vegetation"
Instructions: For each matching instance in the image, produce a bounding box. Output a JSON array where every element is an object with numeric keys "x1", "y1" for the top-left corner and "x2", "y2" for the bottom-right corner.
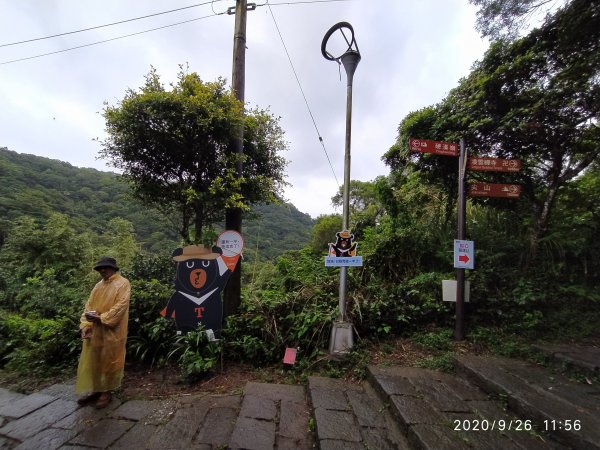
[
  {"x1": 1, "y1": 0, "x2": 599, "y2": 385},
  {"x1": 0, "y1": 148, "x2": 312, "y2": 259}
]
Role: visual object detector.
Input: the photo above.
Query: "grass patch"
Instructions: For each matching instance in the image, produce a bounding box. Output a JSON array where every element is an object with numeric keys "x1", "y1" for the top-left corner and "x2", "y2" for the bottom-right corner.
[{"x1": 415, "y1": 352, "x2": 455, "y2": 372}]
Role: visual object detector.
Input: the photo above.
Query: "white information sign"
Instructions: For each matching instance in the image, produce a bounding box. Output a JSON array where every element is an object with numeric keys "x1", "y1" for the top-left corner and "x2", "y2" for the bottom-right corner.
[
  {"x1": 325, "y1": 256, "x2": 363, "y2": 267},
  {"x1": 454, "y1": 239, "x2": 474, "y2": 269},
  {"x1": 442, "y1": 280, "x2": 471, "y2": 302}
]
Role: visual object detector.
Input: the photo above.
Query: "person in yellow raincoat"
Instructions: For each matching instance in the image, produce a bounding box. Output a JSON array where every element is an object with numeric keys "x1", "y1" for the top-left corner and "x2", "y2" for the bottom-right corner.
[{"x1": 76, "y1": 257, "x2": 130, "y2": 408}]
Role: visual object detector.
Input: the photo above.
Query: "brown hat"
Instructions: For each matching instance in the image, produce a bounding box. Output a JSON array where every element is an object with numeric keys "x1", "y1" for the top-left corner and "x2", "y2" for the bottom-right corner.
[
  {"x1": 172, "y1": 245, "x2": 222, "y2": 262},
  {"x1": 94, "y1": 257, "x2": 119, "y2": 271},
  {"x1": 338, "y1": 230, "x2": 353, "y2": 239}
]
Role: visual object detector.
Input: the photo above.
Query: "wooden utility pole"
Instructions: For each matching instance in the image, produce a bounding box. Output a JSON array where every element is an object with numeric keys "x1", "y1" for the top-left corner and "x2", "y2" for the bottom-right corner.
[{"x1": 223, "y1": 0, "x2": 248, "y2": 318}]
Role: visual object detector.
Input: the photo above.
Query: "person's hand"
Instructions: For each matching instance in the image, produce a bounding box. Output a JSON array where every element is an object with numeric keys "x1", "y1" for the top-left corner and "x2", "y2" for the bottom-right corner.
[
  {"x1": 85, "y1": 311, "x2": 101, "y2": 323},
  {"x1": 81, "y1": 326, "x2": 92, "y2": 339}
]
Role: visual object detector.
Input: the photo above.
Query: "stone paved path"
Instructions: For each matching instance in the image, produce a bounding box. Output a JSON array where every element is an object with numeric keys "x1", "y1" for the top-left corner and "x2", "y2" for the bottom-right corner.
[
  {"x1": 0, "y1": 382, "x2": 313, "y2": 450},
  {"x1": 2, "y1": 343, "x2": 599, "y2": 449},
  {"x1": 532, "y1": 342, "x2": 600, "y2": 374}
]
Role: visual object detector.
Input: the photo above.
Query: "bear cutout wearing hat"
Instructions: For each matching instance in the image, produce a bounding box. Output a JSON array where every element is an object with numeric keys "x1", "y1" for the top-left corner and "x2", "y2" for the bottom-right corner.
[
  {"x1": 161, "y1": 243, "x2": 240, "y2": 338},
  {"x1": 328, "y1": 230, "x2": 358, "y2": 257}
]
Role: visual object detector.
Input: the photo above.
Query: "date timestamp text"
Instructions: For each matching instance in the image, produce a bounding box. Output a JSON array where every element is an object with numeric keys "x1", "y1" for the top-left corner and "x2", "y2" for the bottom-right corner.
[{"x1": 453, "y1": 419, "x2": 582, "y2": 432}]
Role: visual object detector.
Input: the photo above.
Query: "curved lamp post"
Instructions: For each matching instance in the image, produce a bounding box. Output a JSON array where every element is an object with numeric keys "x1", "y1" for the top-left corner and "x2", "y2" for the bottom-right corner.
[{"x1": 322, "y1": 22, "x2": 361, "y2": 356}]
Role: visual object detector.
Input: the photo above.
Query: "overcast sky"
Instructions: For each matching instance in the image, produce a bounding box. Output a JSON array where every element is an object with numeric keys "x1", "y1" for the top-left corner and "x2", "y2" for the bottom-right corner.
[{"x1": 0, "y1": 0, "x2": 489, "y2": 218}]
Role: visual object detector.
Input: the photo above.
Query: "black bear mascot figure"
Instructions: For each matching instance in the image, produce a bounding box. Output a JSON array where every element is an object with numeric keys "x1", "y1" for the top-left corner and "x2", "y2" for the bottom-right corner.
[
  {"x1": 162, "y1": 244, "x2": 235, "y2": 338},
  {"x1": 328, "y1": 230, "x2": 358, "y2": 257}
]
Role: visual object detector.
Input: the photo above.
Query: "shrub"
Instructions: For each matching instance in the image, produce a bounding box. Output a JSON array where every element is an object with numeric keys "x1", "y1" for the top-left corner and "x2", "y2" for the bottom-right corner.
[
  {"x1": 353, "y1": 272, "x2": 453, "y2": 337},
  {"x1": 167, "y1": 328, "x2": 222, "y2": 381},
  {"x1": 225, "y1": 249, "x2": 339, "y2": 365},
  {"x1": 0, "y1": 310, "x2": 79, "y2": 375}
]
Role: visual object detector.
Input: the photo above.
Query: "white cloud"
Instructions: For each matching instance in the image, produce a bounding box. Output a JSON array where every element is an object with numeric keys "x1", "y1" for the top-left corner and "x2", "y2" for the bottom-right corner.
[{"x1": 0, "y1": 0, "x2": 489, "y2": 219}]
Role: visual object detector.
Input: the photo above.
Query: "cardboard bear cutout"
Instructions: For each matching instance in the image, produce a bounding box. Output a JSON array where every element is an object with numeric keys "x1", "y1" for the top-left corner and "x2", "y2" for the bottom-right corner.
[
  {"x1": 328, "y1": 230, "x2": 358, "y2": 257},
  {"x1": 325, "y1": 229, "x2": 363, "y2": 267},
  {"x1": 161, "y1": 231, "x2": 243, "y2": 338}
]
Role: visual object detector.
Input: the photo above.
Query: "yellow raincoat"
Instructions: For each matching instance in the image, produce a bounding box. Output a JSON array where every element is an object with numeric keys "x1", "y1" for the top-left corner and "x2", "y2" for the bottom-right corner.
[{"x1": 76, "y1": 273, "x2": 131, "y2": 394}]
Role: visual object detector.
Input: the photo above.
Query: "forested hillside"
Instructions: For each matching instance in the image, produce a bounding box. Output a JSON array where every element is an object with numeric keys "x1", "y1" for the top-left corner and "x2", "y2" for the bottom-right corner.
[{"x1": 0, "y1": 148, "x2": 313, "y2": 259}]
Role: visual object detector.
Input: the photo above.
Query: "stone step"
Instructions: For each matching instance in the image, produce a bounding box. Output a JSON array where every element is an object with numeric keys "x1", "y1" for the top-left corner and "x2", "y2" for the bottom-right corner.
[
  {"x1": 367, "y1": 365, "x2": 562, "y2": 450},
  {"x1": 229, "y1": 382, "x2": 314, "y2": 450},
  {"x1": 308, "y1": 375, "x2": 410, "y2": 449},
  {"x1": 454, "y1": 354, "x2": 600, "y2": 450},
  {"x1": 532, "y1": 343, "x2": 600, "y2": 375},
  {"x1": 0, "y1": 380, "x2": 314, "y2": 450},
  {"x1": 2, "y1": 352, "x2": 599, "y2": 449}
]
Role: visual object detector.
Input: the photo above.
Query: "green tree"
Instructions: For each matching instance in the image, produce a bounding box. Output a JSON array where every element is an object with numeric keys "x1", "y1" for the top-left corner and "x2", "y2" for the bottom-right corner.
[
  {"x1": 310, "y1": 214, "x2": 342, "y2": 254},
  {"x1": 469, "y1": 0, "x2": 561, "y2": 39},
  {"x1": 543, "y1": 163, "x2": 600, "y2": 283},
  {"x1": 331, "y1": 179, "x2": 386, "y2": 237},
  {"x1": 101, "y1": 67, "x2": 288, "y2": 244},
  {"x1": 0, "y1": 213, "x2": 93, "y2": 314},
  {"x1": 95, "y1": 217, "x2": 139, "y2": 272},
  {"x1": 385, "y1": 0, "x2": 600, "y2": 266}
]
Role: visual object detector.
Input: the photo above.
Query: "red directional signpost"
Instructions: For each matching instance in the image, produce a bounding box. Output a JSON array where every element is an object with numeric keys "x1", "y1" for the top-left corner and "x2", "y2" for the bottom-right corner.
[
  {"x1": 468, "y1": 157, "x2": 521, "y2": 172},
  {"x1": 409, "y1": 137, "x2": 523, "y2": 341},
  {"x1": 469, "y1": 182, "x2": 521, "y2": 198},
  {"x1": 409, "y1": 138, "x2": 458, "y2": 156}
]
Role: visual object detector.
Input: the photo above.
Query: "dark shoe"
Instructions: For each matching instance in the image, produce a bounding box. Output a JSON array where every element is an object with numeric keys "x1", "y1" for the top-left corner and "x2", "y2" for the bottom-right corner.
[
  {"x1": 95, "y1": 392, "x2": 111, "y2": 409},
  {"x1": 77, "y1": 392, "x2": 100, "y2": 405}
]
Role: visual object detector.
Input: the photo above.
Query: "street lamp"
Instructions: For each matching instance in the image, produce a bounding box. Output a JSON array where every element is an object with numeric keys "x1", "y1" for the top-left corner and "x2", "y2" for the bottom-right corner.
[{"x1": 322, "y1": 22, "x2": 361, "y2": 357}]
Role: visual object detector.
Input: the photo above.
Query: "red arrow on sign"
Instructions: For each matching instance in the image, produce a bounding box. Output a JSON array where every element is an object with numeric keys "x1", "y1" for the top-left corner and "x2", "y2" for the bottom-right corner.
[{"x1": 459, "y1": 255, "x2": 470, "y2": 263}]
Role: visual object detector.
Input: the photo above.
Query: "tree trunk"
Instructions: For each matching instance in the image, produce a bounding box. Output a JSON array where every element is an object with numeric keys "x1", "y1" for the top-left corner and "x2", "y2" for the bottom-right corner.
[
  {"x1": 194, "y1": 203, "x2": 204, "y2": 244},
  {"x1": 526, "y1": 145, "x2": 563, "y2": 270},
  {"x1": 527, "y1": 182, "x2": 559, "y2": 268},
  {"x1": 181, "y1": 207, "x2": 190, "y2": 244}
]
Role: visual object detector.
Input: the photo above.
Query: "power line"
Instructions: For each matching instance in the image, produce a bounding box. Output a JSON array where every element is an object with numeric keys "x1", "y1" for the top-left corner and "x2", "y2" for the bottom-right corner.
[
  {"x1": 0, "y1": 13, "x2": 222, "y2": 65},
  {"x1": 2, "y1": 0, "x2": 348, "y2": 189},
  {"x1": 0, "y1": 0, "x2": 351, "y2": 49},
  {"x1": 0, "y1": 1, "x2": 226, "y2": 48},
  {"x1": 265, "y1": 1, "x2": 341, "y2": 188},
  {"x1": 0, "y1": 0, "x2": 352, "y2": 66}
]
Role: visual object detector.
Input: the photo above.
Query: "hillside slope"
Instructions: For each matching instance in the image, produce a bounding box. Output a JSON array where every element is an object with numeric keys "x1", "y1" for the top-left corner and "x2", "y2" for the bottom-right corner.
[{"x1": 0, "y1": 148, "x2": 314, "y2": 260}]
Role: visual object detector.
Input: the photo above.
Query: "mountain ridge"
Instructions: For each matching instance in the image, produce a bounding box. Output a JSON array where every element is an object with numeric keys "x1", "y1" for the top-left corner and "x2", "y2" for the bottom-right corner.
[{"x1": 0, "y1": 147, "x2": 314, "y2": 260}]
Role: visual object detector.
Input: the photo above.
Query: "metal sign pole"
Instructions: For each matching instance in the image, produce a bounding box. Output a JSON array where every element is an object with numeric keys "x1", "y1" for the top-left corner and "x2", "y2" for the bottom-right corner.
[
  {"x1": 455, "y1": 137, "x2": 467, "y2": 340},
  {"x1": 338, "y1": 49, "x2": 360, "y2": 322},
  {"x1": 322, "y1": 23, "x2": 361, "y2": 356}
]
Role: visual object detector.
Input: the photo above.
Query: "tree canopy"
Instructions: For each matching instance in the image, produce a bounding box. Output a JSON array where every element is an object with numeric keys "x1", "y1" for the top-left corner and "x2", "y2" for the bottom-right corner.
[
  {"x1": 469, "y1": 0, "x2": 565, "y2": 39},
  {"x1": 101, "y1": 68, "x2": 288, "y2": 243},
  {"x1": 385, "y1": 0, "x2": 600, "y2": 264}
]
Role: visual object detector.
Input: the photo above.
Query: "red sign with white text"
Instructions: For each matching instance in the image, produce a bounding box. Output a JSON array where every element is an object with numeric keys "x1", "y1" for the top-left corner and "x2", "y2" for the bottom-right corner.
[
  {"x1": 469, "y1": 183, "x2": 521, "y2": 198},
  {"x1": 468, "y1": 157, "x2": 521, "y2": 172},
  {"x1": 409, "y1": 138, "x2": 458, "y2": 157}
]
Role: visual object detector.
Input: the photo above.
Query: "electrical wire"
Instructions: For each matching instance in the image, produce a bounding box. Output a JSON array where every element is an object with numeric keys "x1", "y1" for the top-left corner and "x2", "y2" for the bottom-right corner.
[
  {"x1": 0, "y1": 13, "x2": 222, "y2": 65},
  {"x1": 0, "y1": 0, "x2": 226, "y2": 48},
  {"x1": 0, "y1": 0, "x2": 351, "y2": 49},
  {"x1": 0, "y1": 0, "x2": 351, "y2": 66},
  {"x1": 265, "y1": 1, "x2": 341, "y2": 188},
  {"x1": 1, "y1": 0, "x2": 348, "y2": 187}
]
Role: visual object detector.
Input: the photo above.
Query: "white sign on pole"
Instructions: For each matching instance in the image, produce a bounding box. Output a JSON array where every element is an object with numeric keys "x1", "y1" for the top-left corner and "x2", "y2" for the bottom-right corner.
[
  {"x1": 325, "y1": 256, "x2": 363, "y2": 267},
  {"x1": 442, "y1": 280, "x2": 471, "y2": 302},
  {"x1": 454, "y1": 239, "x2": 474, "y2": 269}
]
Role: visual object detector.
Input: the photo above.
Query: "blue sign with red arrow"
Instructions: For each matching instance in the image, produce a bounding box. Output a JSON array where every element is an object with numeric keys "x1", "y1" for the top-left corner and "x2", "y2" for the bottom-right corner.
[{"x1": 454, "y1": 239, "x2": 474, "y2": 269}]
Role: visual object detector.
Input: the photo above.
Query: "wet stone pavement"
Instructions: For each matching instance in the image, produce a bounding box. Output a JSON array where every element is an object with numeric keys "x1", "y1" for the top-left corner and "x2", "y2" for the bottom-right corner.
[
  {"x1": 0, "y1": 381, "x2": 314, "y2": 450},
  {"x1": 1, "y1": 342, "x2": 599, "y2": 449}
]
